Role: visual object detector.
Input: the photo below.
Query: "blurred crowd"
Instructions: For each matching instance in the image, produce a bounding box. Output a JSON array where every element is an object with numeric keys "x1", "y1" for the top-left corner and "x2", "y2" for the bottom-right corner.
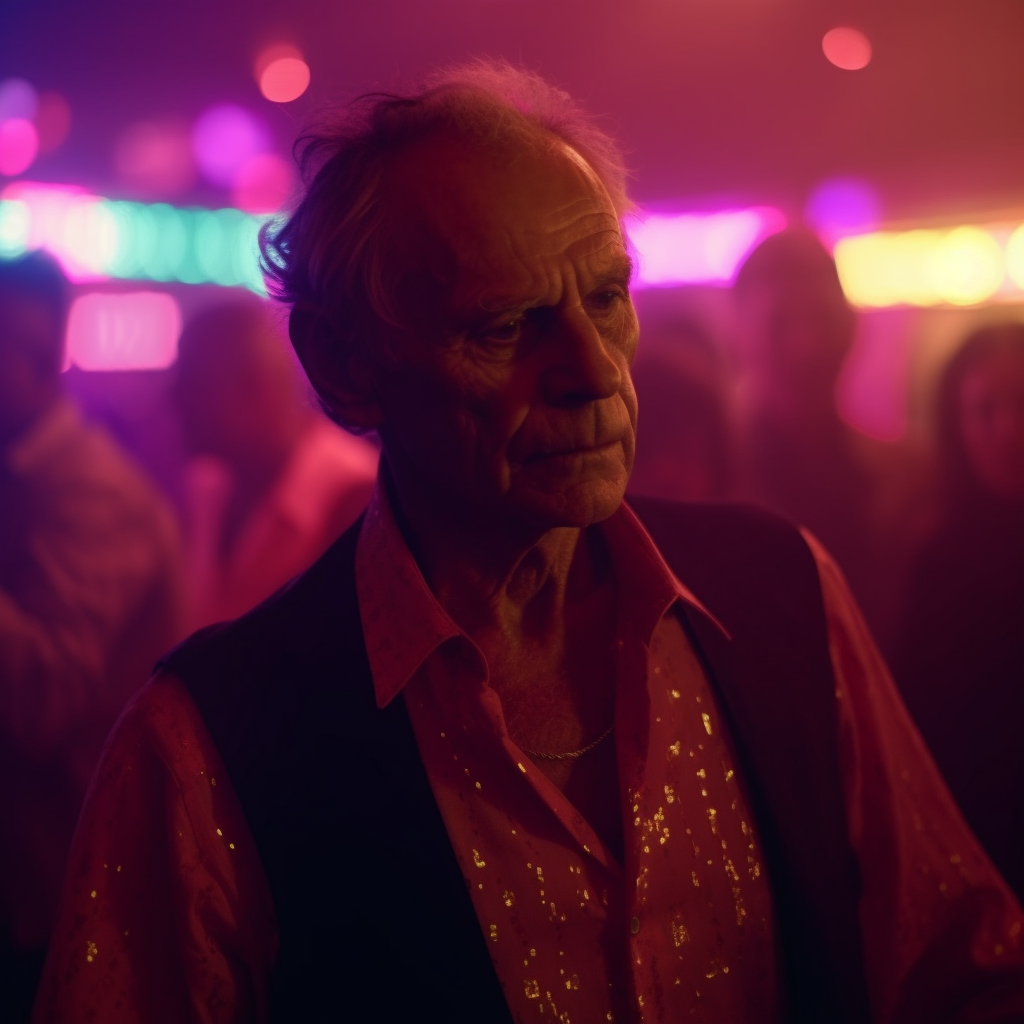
[{"x1": 1, "y1": 232, "x2": 1022, "y2": 1017}]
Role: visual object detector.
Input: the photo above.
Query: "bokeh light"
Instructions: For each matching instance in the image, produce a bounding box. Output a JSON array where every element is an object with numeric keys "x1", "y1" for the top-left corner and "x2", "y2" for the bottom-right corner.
[
  {"x1": 822, "y1": 27, "x2": 872, "y2": 71},
  {"x1": 804, "y1": 178, "x2": 881, "y2": 243},
  {"x1": 259, "y1": 57, "x2": 310, "y2": 103},
  {"x1": 191, "y1": 104, "x2": 271, "y2": 187},
  {"x1": 0, "y1": 198, "x2": 29, "y2": 256},
  {"x1": 34, "y1": 91, "x2": 72, "y2": 154},
  {"x1": 834, "y1": 223, "x2": 1018, "y2": 307},
  {"x1": 114, "y1": 119, "x2": 195, "y2": 198},
  {"x1": 626, "y1": 208, "x2": 787, "y2": 287},
  {"x1": 0, "y1": 78, "x2": 38, "y2": 122},
  {"x1": 1005, "y1": 224, "x2": 1024, "y2": 291},
  {"x1": 0, "y1": 118, "x2": 40, "y2": 176},
  {"x1": 231, "y1": 152, "x2": 296, "y2": 213},
  {"x1": 924, "y1": 226, "x2": 1004, "y2": 306},
  {"x1": 0, "y1": 181, "x2": 267, "y2": 292},
  {"x1": 66, "y1": 291, "x2": 182, "y2": 372}
]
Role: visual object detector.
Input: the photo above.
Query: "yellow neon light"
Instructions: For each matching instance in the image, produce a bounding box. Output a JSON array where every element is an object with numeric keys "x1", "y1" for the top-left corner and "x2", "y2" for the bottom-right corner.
[{"x1": 834, "y1": 221, "x2": 1024, "y2": 308}]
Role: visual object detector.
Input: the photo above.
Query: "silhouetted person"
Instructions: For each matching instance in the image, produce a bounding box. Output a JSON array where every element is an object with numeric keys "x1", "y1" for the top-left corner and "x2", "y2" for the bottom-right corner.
[
  {"x1": 895, "y1": 323, "x2": 1024, "y2": 901},
  {"x1": 629, "y1": 321, "x2": 734, "y2": 502},
  {"x1": 37, "y1": 66, "x2": 1022, "y2": 1024},
  {"x1": 171, "y1": 297, "x2": 377, "y2": 629},
  {"x1": 0, "y1": 252, "x2": 184, "y2": 1022},
  {"x1": 732, "y1": 228, "x2": 928, "y2": 650}
]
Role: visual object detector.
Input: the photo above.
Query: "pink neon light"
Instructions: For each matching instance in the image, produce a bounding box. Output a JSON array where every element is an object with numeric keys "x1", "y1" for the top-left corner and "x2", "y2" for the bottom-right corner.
[
  {"x1": 66, "y1": 291, "x2": 182, "y2": 371},
  {"x1": 0, "y1": 181, "x2": 109, "y2": 281},
  {"x1": 0, "y1": 118, "x2": 40, "y2": 176},
  {"x1": 626, "y1": 208, "x2": 786, "y2": 288}
]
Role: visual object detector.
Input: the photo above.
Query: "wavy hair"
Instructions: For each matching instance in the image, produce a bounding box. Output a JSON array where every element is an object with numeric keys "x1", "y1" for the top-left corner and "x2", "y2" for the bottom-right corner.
[{"x1": 259, "y1": 60, "x2": 631, "y2": 367}]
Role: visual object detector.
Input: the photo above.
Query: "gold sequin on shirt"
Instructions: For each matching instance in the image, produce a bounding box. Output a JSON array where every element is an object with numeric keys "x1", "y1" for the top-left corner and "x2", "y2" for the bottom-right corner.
[{"x1": 405, "y1": 610, "x2": 782, "y2": 1024}]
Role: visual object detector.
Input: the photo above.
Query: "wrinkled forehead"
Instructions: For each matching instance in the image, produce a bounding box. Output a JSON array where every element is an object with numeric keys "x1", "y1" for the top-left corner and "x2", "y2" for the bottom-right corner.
[{"x1": 384, "y1": 132, "x2": 624, "y2": 290}]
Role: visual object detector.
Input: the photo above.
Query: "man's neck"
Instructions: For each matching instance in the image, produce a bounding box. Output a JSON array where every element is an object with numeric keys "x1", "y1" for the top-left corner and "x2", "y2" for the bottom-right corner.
[{"x1": 385, "y1": 465, "x2": 596, "y2": 645}]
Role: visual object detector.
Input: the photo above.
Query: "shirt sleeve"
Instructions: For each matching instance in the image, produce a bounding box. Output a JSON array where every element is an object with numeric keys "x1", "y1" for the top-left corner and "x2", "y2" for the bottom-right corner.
[
  {"x1": 32, "y1": 674, "x2": 277, "y2": 1024},
  {"x1": 803, "y1": 530, "x2": 1024, "y2": 1024}
]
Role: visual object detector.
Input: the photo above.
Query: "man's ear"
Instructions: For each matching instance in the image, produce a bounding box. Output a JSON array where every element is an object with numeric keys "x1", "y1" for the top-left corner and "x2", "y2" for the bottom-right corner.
[{"x1": 289, "y1": 304, "x2": 385, "y2": 430}]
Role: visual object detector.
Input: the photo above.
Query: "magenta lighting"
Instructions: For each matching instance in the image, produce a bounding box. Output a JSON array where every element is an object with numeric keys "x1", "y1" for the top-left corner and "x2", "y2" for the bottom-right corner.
[
  {"x1": 191, "y1": 103, "x2": 271, "y2": 188},
  {"x1": 65, "y1": 291, "x2": 183, "y2": 371},
  {"x1": 626, "y1": 208, "x2": 786, "y2": 289}
]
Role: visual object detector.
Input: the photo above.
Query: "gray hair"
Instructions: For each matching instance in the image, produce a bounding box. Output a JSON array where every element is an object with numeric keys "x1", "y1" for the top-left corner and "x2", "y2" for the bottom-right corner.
[{"x1": 259, "y1": 60, "x2": 631, "y2": 366}]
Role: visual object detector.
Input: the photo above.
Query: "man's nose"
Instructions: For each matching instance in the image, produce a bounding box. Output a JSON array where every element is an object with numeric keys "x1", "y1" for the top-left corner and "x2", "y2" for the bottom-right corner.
[{"x1": 543, "y1": 307, "x2": 622, "y2": 405}]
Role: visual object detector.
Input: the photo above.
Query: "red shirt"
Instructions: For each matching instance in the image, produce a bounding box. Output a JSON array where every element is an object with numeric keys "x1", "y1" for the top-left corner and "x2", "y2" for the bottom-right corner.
[{"x1": 34, "y1": 485, "x2": 1024, "y2": 1023}]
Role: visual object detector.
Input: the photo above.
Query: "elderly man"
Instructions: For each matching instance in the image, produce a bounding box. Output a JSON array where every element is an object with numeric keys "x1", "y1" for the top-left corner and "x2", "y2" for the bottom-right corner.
[{"x1": 37, "y1": 65, "x2": 1023, "y2": 1024}]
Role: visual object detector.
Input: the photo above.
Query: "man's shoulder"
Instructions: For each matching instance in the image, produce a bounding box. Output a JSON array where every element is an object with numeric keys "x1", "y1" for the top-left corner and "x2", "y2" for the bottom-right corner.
[
  {"x1": 627, "y1": 496, "x2": 816, "y2": 574},
  {"x1": 160, "y1": 515, "x2": 367, "y2": 735},
  {"x1": 627, "y1": 496, "x2": 827, "y2": 636}
]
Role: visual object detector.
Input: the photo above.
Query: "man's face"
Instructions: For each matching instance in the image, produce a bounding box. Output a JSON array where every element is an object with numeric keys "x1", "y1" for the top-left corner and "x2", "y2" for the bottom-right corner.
[{"x1": 370, "y1": 135, "x2": 639, "y2": 532}]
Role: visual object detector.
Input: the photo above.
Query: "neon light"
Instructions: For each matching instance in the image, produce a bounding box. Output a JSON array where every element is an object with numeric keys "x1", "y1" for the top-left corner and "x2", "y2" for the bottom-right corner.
[
  {"x1": 822, "y1": 27, "x2": 872, "y2": 71},
  {"x1": 0, "y1": 182, "x2": 267, "y2": 293},
  {"x1": 1001, "y1": 224, "x2": 1024, "y2": 291},
  {"x1": 926, "y1": 227, "x2": 1004, "y2": 306},
  {"x1": 66, "y1": 291, "x2": 182, "y2": 371},
  {"x1": 191, "y1": 104, "x2": 270, "y2": 188},
  {"x1": 259, "y1": 57, "x2": 310, "y2": 103},
  {"x1": 626, "y1": 208, "x2": 786, "y2": 288},
  {"x1": 0, "y1": 118, "x2": 39, "y2": 176},
  {"x1": 834, "y1": 222, "x2": 1023, "y2": 308},
  {"x1": 804, "y1": 178, "x2": 880, "y2": 242},
  {"x1": 0, "y1": 198, "x2": 29, "y2": 256}
]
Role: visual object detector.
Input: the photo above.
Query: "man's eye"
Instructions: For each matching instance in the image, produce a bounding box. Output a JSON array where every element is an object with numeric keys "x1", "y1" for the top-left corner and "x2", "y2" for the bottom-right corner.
[
  {"x1": 480, "y1": 319, "x2": 523, "y2": 344},
  {"x1": 590, "y1": 289, "x2": 624, "y2": 310}
]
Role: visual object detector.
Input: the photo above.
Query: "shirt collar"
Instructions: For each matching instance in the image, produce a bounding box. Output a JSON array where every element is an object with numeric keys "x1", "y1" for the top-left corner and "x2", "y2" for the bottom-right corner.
[
  {"x1": 355, "y1": 479, "x2": 729, "y2": 710},
  {"x1": 355, "y1": 473, "x2": 464, "y2": 710}
]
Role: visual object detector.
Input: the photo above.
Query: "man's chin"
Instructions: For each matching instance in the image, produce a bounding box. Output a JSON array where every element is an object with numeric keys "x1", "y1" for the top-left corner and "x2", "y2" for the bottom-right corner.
[{"x1": 510, "y1": 480, "x2": 628, "y2": 531}]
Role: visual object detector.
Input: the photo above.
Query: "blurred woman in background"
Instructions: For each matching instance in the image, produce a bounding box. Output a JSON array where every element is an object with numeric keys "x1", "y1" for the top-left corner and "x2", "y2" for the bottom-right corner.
[{"x1": 895, "y1": 322, "x2": 1024, "y2": 901}]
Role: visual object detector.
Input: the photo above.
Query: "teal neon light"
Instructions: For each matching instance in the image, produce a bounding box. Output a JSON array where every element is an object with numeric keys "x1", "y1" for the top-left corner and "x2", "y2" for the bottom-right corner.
[{"x1": 0, "y1": 185, "x2": 268, "y2": 293}]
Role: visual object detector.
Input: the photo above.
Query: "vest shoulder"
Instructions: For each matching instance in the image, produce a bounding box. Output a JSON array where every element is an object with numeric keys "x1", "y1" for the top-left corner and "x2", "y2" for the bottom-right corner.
[
  {"x1": 627, "y1": 496, "x2": 811, "y2": 560},
  {"x1": 161, "y1": 517, "x2": 362, "y2": 682}
]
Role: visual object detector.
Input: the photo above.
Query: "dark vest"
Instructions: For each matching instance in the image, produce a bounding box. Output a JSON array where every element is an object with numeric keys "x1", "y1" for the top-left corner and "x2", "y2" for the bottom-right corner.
[{"x1": 163, "y1": 499, "x2": 870, "y2": 1024}]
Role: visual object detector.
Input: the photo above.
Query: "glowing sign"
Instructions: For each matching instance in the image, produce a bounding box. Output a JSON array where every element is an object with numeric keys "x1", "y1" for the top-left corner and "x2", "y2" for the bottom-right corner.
[
  {"x1": 822, "y1": 27, "x2": 872, "y2": 71},
  {"x1": 0, "y1": 182, "x2": 267, "y2": 292},
  {"x1": 66, "y1": 291, "x2": 182, "y2": 371},
  {"x1": 834, "y1": 222, "x2": 1024, "y2": 308},
  {"x1": 626, "y1": 208, "x2": 786, "y2": 288}
]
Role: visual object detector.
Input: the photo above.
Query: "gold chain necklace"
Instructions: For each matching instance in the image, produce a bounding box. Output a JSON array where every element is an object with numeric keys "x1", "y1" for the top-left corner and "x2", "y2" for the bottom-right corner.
[{"x1": 520, "y1": 720, "x2": 615, "y2": 762}]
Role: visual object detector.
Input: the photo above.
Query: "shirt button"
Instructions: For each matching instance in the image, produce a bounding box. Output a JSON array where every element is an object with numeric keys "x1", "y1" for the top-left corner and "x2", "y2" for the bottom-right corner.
[{"x1": 630, "y1": 916, "x2": 640, "y2": 935}]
